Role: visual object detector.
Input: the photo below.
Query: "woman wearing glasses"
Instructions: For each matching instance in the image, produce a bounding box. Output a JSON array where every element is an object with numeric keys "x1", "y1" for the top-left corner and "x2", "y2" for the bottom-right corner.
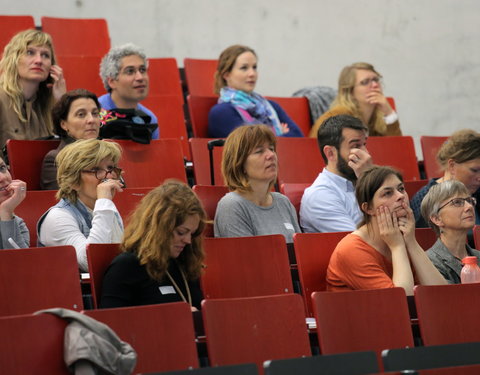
[
  {"x1": 37, "y1": 139, "x2": 124, "y2": 271},
  {"x1": 40, "y1": 89, "x2": 102, "y2": 190},
  {"x1": 421, "y1": 180, "x2": 480, "y2": 284},
  {"x1": 309, "y1": 62, "x2": 401, "y2": 137}
]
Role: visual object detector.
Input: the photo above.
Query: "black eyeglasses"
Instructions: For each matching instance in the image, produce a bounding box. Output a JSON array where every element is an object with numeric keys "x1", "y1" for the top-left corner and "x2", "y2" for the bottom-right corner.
[
  {"x1": 82, "y1": 167, "x2": 122, "y2": 181},
  {"x1": 437, "y1": 197, "x2": 477, "y2": 213}
]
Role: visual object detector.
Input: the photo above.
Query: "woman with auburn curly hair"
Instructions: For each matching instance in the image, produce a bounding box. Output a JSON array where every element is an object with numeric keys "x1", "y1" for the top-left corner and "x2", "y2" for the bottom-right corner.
[
  {"x1": 0, "y1": 29, "x2": 66, "y2": 149},
  {"x1": 100, "y1": 180, "x2": 207, "y2": 311}
]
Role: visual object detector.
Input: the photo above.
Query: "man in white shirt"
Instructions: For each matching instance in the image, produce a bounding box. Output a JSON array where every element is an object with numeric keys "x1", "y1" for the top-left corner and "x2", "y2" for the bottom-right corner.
[{"x1": 300, "y1": 115, "x2": 372, "y2": 233}]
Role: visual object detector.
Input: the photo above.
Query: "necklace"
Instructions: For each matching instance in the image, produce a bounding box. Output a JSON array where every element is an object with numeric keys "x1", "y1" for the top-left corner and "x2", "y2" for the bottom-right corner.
[{"x1": 165, "y1": 263, "x2": 192, "y2": 306}]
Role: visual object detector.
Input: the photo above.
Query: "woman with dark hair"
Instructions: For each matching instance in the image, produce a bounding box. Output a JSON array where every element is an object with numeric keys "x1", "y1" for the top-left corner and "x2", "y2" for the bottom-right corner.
[
  {"x1": 100, "y1": 180, "x2": 207, "y2": 310},
  {"x1": 40, "y1": 89, "x2": 101, "y2": 190},
  {"x1": 411, "y1": 129, "x2": 480, "y2": 229},
  {"x1": 208, "y1": 44, "x2": 303, "y2": 138},
  {"x1": 421, "y1": 180, "x2": 480, "y2": 284},
  {"x1": 327, "y1": 165, "x2": 446, "y2": 294},
  {"x1": 0, "y1": 29, "x2": 66, "y2": 149},
  {"x1": 309, "y1": 62, "x2": 401, "y2": 137},
  {"x1": 214, "y1": 124, "x2": 300, "y2": 243}
]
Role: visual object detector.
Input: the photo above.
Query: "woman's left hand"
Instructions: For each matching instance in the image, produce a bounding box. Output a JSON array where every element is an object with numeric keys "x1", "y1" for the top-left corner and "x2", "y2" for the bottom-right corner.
[
  {"x1": 48, "y1": 65, "x2": 67, "y2": 101},
  {"x1": 397, "y1": 201, "x2": 415, "y2": 243},
  {"x1": 366, "y1": 89, "x2": 393, "y2": 115},
  {"x1": 280, "y1": 122, "x2": 290, "y2": 134}
]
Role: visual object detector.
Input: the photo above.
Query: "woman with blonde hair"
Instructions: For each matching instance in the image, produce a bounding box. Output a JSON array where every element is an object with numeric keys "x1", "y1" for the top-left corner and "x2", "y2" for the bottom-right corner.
[
  {"x1": 100, "y1": 180, "x2": 206, "y2": 311},
  {"x1": 309, "y1": 62, "x2": 401, "y2": 137},
  {"x1": 208, "y1": 44, "x2": 303, "y2": 138},
  {"x1": 327, "y1": 166, "x2": 446, "y2": 294},
  {"x1": 411, "y1": 129, "x2": 480, "y2": 230},
  {"x1": 214, "y1": 124, "x2": 300, "y2": 242},
  {"x1": 37, "y1": 139, "x2": 124, "y2": 271},
  {"x1": 0, "y1": 29, "x2": 66, "y2": 149}
]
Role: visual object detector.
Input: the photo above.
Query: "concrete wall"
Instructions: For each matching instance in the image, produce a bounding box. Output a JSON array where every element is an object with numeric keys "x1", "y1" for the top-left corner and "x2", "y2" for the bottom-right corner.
[{"x1": 3, "y1": 0, "x2": 480, "y2": 156}]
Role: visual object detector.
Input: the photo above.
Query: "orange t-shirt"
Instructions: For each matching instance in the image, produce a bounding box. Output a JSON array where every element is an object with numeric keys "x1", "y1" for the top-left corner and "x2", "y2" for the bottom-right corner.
[{"x1": 326, "y1": 233, "x2": 395, "y2": 291}]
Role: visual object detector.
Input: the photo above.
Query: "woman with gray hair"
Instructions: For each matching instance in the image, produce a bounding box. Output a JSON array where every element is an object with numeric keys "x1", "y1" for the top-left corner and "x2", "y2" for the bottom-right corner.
[
  {"x1": 37, "y1": 139, "x2": 124, "y2": 271},
  {"x1": 421, "y1": 180, "x2": 480, "y2": 284}
]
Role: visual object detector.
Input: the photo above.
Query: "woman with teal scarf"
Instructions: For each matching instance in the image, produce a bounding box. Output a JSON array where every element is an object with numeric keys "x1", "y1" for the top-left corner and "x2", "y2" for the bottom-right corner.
[{"x1": 208, "y1": 45, "x2": 303, "y2": 138}]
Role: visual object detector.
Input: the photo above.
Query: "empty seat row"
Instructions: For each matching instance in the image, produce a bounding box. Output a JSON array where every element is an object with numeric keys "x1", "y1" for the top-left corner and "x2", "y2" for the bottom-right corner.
[{"x1": 3, "y1": 286, "x2": 480, "y2": 374}]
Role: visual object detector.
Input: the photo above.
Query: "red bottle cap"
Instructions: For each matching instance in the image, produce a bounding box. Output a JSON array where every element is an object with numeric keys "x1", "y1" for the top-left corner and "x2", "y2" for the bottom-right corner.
[{"x1": 462, "y1": 256, "x2": 477, "y2": 265}]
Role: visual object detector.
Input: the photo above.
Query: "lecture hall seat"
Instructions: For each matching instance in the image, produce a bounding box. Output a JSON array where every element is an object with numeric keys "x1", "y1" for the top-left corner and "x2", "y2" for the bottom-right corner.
[
  {"x1": 0, "y1": 15, "x2": 35, "y2": 52},
  {"x1": 201, "y1": 234, "x2": 294, "y2": 298},
  {"x1": 183, "y1": 58, "x2": 218, "y2": 97},
  {"x1": 202, "y1": 294, "x2": 311, "y2": 375},
  {"x1": 85, "y1": 302, "x2": 199, "y2": 374},
  {"x1": 41, "y1": 16, "x2": 110, "y2": 56}
]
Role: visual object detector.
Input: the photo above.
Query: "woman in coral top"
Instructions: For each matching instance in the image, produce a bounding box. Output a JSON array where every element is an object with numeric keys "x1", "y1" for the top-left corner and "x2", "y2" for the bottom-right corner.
[{"x1": 326, "y1": 165, "x2": 446, "y2": 295}]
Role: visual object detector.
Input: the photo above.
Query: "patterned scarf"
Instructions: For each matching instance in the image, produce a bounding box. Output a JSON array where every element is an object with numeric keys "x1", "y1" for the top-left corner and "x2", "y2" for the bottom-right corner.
[{"x1": 219, "y1": 87, "x2": 282, "y2": 135}]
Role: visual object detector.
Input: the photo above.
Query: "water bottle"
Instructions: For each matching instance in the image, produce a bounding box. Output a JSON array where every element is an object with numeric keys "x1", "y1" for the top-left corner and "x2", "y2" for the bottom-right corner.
[{"x1": 460, "y1": 256, "x2": 480, "y2": 284}]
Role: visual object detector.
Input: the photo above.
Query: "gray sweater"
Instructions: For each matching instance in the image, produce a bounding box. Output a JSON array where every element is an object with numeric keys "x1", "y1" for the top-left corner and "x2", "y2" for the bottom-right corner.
[
  {"x1": 0, "y1": 216, "x2": 29, "y2": 249},
  {"x1": 214, "y1": 192, "x2": 301, "y2": 243}
]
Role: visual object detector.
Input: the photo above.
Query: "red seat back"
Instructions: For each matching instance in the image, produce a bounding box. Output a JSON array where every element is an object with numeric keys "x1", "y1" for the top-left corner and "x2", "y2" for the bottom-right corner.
[
  {"x1": 183, "y1": 58, "x2": 218, "y2": 97},
  {"x1": 0, "y1": 15, "x2": 35, "y2": 53},
  {"x1": 420, "y1": 136, "x2": 448, "y2": 179},
  {"x1": 192, "y1": 185, "x2": 228, "y2": 237},
  {"x1": 266, "y1": 96, "x2": 312, "y2": 136}
]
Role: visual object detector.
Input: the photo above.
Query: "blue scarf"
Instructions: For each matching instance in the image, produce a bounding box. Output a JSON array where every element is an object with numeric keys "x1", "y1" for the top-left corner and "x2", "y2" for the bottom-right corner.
[{"x1": 219, "y1": 87, "x2": 282, "y2": 135}]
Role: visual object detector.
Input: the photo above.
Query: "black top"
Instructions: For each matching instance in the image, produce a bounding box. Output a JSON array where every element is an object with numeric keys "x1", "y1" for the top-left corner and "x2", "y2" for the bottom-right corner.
[{"x1": 100, "y1": 252, "x2": 203, "y2": 310}]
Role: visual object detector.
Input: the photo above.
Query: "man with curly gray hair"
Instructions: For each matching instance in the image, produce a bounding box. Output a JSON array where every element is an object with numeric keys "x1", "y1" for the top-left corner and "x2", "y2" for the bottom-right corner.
[{"x1": 98, "y1": 43, "x2": 159, "y2": 139}]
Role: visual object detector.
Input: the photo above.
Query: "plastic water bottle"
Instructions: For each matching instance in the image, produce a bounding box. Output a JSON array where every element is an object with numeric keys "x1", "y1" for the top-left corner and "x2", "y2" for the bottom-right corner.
[{"x1": 460, "y1": 256, "x2": 480, "y2": 284}]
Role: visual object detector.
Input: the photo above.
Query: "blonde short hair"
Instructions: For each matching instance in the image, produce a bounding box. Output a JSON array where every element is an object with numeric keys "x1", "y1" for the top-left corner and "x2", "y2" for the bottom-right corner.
[
  {"x1": 221, "y1": 124, "x2": 276, "y2": 192},
  {"x1": 55, "y1": 139, "x2": 122, "y2": 203}
]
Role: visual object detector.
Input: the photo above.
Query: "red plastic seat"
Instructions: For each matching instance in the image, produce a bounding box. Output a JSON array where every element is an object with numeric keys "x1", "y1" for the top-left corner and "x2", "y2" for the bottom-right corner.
[
  {"x1": 0, "y1": 313, "x2": 69, "y2": 374},
  {"x1": 0, "y1": 15, "x2": 35, "y2": 52},
  {"x1": 141, "y1": 95, "x2": 190, "y2": 160},
  {"x1": 202, "y1": 294, "x2": 311, "y2": 374},
  {"x1": 0, "y1": 246, "x2": 83, "y2": 316},
  {"x1": 415, "y1": 227, "x2": 437, "y2": 250},
  {"x1": 474, "y1": 225, "x2": 480, "y2": 249},
  {"x1": 187, "y1": 95, "x2": 218, "y2": 138},
  {"x1": 183, "y1": 58, "x2": 218, "y2": 97},
  {"x1": 293, "y1": 232, "x2": 350, "y2": 316},
  {"x1": 265, "y1": 96, "x2": 312, "y2": 137},
  {"x1": 276, "y1": 137, "x2": 324, "y2": 185},
  {"x1": 85, "y1": 303, "x2": 199, "y2": 373},
  {"x1": 404, "y1": 179, "x2": 428, "y2": 198},
  {"x1": 148, "y1": 58, "x2": 184, "y2": 101},
  {"x1": 313, "y1": 288, "x2": 414, "y2": 368},
  {"x1": 368, "y1": 136, "x2": 421, "y2": 181},
  {"x1": 415, "y1": 283, "x2": 480, "y2": 346},
  {"x1": 57, "y1": 55, "x2": 104, "y2": 95},
  {"x1": 41, "y1": 16, "x2": 110, "y2": 56},
  {"x1": 192, "y1": 185, "x2": 228, "y2": 237},
  {"x1": 189, "y1": 137, "x2": 224, "y2": 186},
  {"x1": 279, "y1": 183, "x2": 309, "y2": 220},
  {"x1": 420, "y1": 136, "x2": 448, "y2": 179},
  {"x1": 6, "y1": 139, "x2": 60, "y2": 190},
  {"x1": 86, "y1": 243, "x2": 121, "y2": 309},
  {"x1": 201, "y1": 235, "x2": 294, "y2": 298},
  {"x1": 14, "y1": 189, "x2": 58, "y2": 246},
  {"x1": 113, "y1": 139, "x2": 187, "y2": 188}
]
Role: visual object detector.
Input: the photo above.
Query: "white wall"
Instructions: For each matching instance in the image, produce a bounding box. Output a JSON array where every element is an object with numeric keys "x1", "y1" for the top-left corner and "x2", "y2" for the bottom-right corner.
[{"x1": 3, "y1": 0, "x2": 480, "y2": 156}]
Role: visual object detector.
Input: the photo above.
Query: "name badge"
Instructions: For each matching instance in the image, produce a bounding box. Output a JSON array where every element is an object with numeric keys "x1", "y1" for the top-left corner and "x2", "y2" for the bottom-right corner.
[
  {"x1": 284, "y1": 222, "x2": 294, "y2": 231},
  {"x1": 159, "y1": 286, "x2": 176, "y2": 295}
]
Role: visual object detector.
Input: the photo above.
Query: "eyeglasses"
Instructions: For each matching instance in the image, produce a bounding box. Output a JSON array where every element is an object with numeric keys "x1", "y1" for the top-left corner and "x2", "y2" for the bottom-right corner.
[
  {"x1": 120, "y1": 66, "x2": 148, "y2": 76},
  {"x1": 82, "y1": 167, "x2": 122, "y2": 181},
  {"x1": 437, "y1": 197, "x2": 477, "y2": 213},
  {"x1": 357, "y1": 76, "x2": 382, "y2": 87}
]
